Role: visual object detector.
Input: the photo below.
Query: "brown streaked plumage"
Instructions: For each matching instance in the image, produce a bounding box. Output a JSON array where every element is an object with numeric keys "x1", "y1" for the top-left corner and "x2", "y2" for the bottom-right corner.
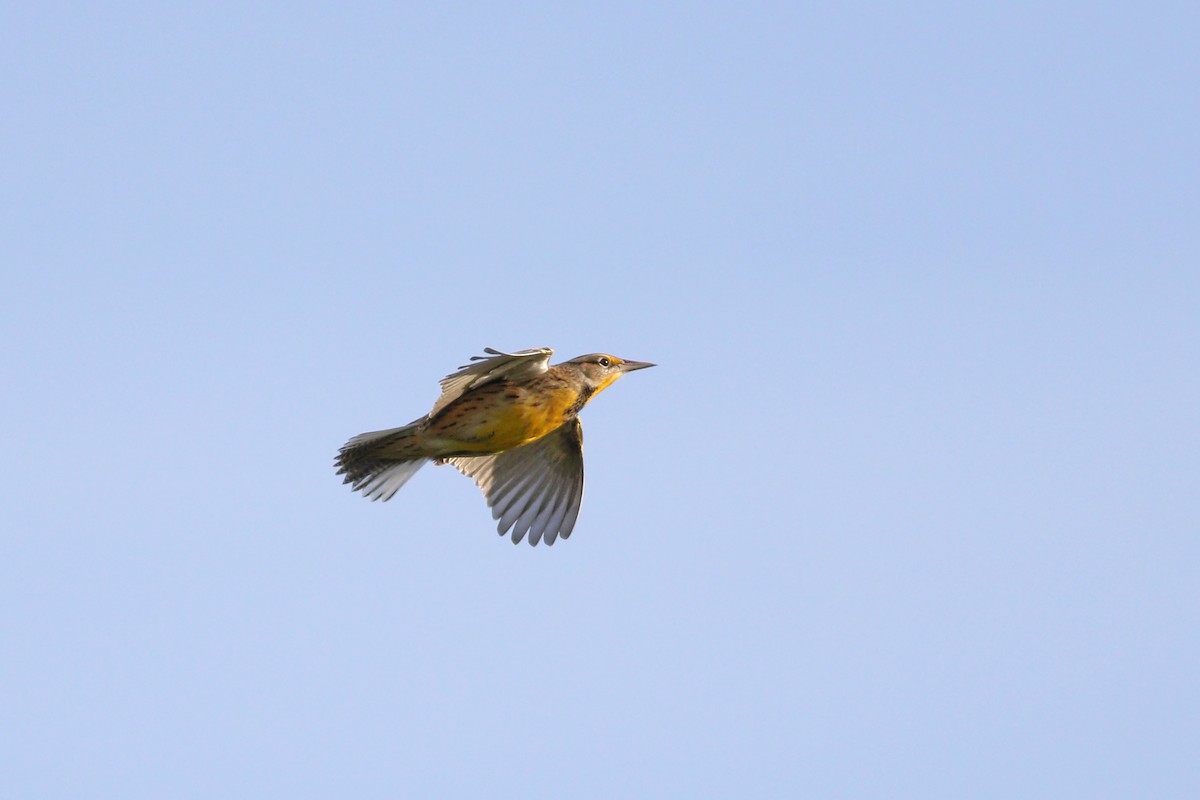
[{"x1": 335, "y1": 347, "x2": 655, "y2": 545}]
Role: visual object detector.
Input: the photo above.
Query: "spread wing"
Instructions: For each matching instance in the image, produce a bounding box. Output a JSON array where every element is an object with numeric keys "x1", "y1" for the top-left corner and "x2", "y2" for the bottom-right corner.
[
  {"x1": 445, "y1": 418, "x2": 584, "y2": 546},
  {"x1": 429, "y1": 347, "x2": 554, "y2": 418}
]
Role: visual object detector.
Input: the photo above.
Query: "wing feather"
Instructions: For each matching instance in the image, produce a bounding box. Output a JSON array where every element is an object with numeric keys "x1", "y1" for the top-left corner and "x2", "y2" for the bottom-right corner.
[
  {"x1": 526, "y1": 469, "x2": 570, "y2": 546},
  {"x1": 445, "y1": 419, "x2": 585, "y2": 546},
  {"x1": 429, "y1": 347, "x2": 553, "y2": 418}
]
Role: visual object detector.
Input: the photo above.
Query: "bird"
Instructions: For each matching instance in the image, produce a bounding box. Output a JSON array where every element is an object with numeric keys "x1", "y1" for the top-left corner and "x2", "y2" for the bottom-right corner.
[{"x1": 335, "y1": 347, "x2": 655, "y2": 545}]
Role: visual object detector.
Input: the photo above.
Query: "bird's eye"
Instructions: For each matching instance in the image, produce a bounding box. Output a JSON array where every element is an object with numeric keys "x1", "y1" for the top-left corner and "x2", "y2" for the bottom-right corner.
[{"x1": 598, "y1": 357, "x2": 611, "y2": 367}]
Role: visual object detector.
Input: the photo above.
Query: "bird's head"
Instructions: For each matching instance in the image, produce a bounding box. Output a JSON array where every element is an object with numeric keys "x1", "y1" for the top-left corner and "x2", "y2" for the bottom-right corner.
[{"x1": 565, "y1": 353, "x2": 656, "y2": 396}]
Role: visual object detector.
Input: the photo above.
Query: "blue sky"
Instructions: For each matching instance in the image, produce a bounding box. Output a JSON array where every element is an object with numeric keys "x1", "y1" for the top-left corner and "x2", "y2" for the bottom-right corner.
[{"x1": 3, "y1": 3, "x2": 1197, "y2": 797}]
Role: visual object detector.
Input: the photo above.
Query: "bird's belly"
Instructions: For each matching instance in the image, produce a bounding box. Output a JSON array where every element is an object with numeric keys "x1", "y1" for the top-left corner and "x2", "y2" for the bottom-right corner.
[{"x1": 425, "y1": 386, "x2": 576, "y2": 455}]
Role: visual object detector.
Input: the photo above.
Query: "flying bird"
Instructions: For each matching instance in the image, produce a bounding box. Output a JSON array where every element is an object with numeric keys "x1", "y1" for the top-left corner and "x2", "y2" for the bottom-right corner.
[{"x1": 335, "y1": 347, "x2": 655, "y2": 545}]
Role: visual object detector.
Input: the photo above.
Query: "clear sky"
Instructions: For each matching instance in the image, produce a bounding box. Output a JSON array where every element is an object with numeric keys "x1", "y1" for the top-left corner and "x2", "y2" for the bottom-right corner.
[{"x1": 3, "y1": 3, "x2": 1197, "y2": 798}]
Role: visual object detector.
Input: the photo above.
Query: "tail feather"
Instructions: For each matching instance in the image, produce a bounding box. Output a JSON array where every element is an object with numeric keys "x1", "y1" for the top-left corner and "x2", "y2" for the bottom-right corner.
[
  {"x1": 354, "y1": 459, "x2": 426, "y2": 501},
  {"x1": 336, "y1": 421, "x2": 428, "y2": 501}
]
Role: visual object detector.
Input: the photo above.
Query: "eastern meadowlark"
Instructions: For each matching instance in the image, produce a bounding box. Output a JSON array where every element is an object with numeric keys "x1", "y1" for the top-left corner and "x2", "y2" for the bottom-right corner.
[{"x1": 335, "y1": 347, "x2": 655, "y2": 545}]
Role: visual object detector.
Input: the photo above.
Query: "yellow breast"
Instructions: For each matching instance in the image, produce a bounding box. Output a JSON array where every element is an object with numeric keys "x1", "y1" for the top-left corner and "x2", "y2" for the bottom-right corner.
[{"x1": 424, "y1": 383, "x2": 581, "y2": 455}]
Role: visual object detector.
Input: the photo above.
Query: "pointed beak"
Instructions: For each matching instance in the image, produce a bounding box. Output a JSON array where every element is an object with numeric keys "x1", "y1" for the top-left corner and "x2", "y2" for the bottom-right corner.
[{"x1": 619, "y1": 359, "x2": 656, "y2": 373}]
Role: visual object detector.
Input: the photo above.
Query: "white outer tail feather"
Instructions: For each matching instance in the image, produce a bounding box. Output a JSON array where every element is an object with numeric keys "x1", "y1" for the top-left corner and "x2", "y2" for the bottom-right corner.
[{"x1": 358, "y1": 459, "x2": 427, "y2": 502}]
